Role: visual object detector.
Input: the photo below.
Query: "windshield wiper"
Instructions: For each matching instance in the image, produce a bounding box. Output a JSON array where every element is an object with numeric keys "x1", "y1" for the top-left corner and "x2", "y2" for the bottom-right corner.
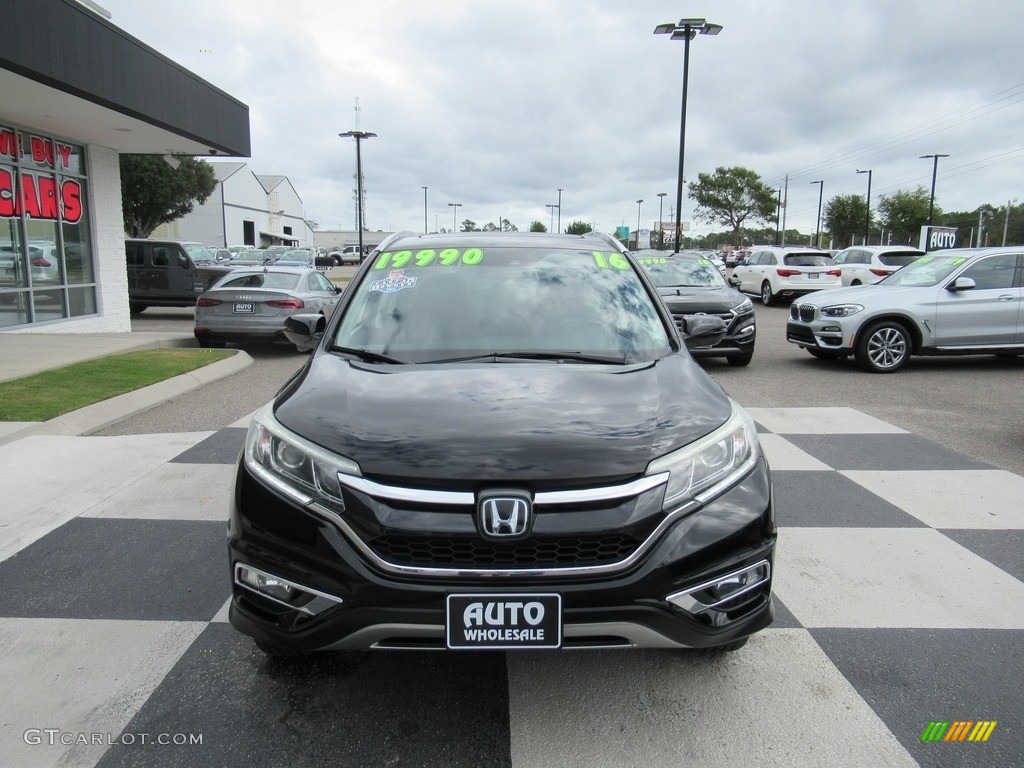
[
  {"x1": 330, "y1": 345, "x2": 406, "y2": 364},
  {"x1": 422, "y1": 351, "x2": 628, "y2": 365}
]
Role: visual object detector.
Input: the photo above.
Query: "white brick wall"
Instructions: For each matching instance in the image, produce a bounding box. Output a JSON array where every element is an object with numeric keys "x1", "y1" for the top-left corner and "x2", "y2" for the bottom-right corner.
[{"x1": 11, "y1": 143, "x2": 132, "y2": 334}]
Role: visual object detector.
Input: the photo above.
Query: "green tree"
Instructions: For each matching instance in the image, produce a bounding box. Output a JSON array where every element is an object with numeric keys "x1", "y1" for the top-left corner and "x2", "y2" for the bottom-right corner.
[
  {"x1": 688, "y1": 166, "x2": 777, "y2": 246},
  {"x1": 877, "y1": 187, "x2": 934, "y2": 244},
  {"x1": 529, "y1": 221, "x2": 546, "y2": 232},
  {"x1": 824, "y1": 194, "x2": 868, "y2": 248},
  {"x1": 564, "y1": 220, "x2": 593, "y2": 235},
  {"x1": 460, "y1": 219, "x2": 479, "y2": 232},
  {"x1": 119, "y1": 154, "x2": 217, "y2": 237}
]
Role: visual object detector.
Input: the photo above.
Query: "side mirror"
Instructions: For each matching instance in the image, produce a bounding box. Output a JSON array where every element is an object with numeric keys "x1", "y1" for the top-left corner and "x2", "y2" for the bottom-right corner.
[
  {"x1": 284, "y1": 313, "x2": 327, "y2": 352},
  {"x1": 948, "y1": 276, "x2": 976, "y2": 292},
  {"x1": 679, "y1": 314, "x2": 728, "y2": 348}
]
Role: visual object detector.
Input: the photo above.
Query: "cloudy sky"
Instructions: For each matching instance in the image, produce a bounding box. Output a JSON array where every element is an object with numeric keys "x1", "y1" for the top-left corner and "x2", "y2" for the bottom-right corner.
[{"x1": 100, "y1": 0, "x2": 1024, "y2": 241}]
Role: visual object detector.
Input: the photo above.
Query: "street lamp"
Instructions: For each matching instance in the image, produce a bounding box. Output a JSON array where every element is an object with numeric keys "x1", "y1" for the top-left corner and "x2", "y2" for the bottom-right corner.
[
  {"x1": 919, "y1": 154, "x2": 949, "y2": 225},
  {"x1": 655, "y1": 18, "x2": 722, "y2": 254},
  {"x1": 546, "y1": 204, "x2": 557, "y2": 231},
  {"x1": 557, "y1": 188, "x2": 563, "y2": 233},
  {"x1": 656, "y1": 192, "x2": 667, "y2": 249},
  {"x1": 856, "y1": 169, "x2": 872, "y2": 245},
  {"x1": 810, "y1": 180, "x2": 823, "y2": 248},
  {"x1": 338, "y1": 130, "x2": 377, "y2": 259},
  {"x1": 448, "y1": 202, "x2": 462, "y2": 232},
  {"x1": 422, "y1": 186, "x2": 428, "y2": 234},
  {"x1": 636, "y1": 199, "x2": 643, "y2": 248}
]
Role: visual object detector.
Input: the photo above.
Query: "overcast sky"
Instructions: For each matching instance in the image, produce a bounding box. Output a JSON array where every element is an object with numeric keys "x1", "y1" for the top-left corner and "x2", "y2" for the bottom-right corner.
[{"x1": 100, "y1": 0, "x2": 1024, "y2": 240}]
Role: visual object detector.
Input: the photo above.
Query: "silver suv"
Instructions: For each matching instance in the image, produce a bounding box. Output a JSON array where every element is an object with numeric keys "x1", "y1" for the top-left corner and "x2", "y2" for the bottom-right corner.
[{"x1": 786, "y1": 247, "x2": 1024, "y2": 372}]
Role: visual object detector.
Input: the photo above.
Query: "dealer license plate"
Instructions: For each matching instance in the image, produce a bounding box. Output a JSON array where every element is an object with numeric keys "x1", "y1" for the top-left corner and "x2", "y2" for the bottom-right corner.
[
  {"x1": 807, "y1": 272, "x2": 820, "y2": 279},
  {"x1": 446, "y1": 593, "x2": 562, "y2": 649},
  {"x1": 233, "y1": 302, "x2": 255, "y2": 314}
]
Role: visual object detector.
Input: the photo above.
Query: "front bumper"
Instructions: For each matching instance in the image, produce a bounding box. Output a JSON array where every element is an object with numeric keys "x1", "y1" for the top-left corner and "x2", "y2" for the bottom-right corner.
[
  {"x1": 785, "y1": 303, "x2": 857, "y2": 352},
  {"x1": 227, "y1": 455, "x2": 776, "y2": 652}
]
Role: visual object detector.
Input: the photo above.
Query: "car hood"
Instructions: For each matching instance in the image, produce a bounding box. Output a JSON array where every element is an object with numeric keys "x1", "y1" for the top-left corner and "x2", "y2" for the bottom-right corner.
[
  {"x1": 657, "y1": 286, "x2": 746, "y2": 314},
  {"x1": 795, "y1": 283, "x2": 934, "y2": 307},
  {"x1": 273, "y1": 352, "x2": 732, "y2": 488}
]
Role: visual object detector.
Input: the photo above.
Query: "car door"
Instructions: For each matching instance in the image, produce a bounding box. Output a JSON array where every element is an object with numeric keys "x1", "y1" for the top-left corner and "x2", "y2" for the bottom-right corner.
[
  {"x1": 933, "y1": 252, "x2": 1022, "y2": 347},
  {"x1": 307, "y1": 271, "x2": 340, "y2": 312},
  {"x1": 736, "y1": 251, "x2": 762, "y2": 292}
]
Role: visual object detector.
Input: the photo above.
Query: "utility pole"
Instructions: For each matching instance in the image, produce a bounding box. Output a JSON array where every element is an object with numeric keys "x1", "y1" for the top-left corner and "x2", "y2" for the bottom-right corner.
[{"x1": 780, "y1": 174, "x2": 789, "y2": 245}]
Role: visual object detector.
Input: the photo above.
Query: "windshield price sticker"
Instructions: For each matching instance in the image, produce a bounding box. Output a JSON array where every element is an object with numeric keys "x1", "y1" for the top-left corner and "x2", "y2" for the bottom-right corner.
[
  {"x1": 592, "y1": 251, "x2": 630, "y2": 270},
  {"x1": 373, "y1": 248, "x2": 484, "y2": 270},
  {"x1": 638, "y1": 257, "x2": 668, "y2": 265},
  {"x1": 446, "y1": 593, "x2": 562, "y2": 649}
]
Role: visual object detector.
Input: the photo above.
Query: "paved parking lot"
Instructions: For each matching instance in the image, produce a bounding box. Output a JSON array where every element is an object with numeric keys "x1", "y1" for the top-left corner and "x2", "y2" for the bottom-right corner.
[{"x1": 1, "y1": 300, "x2": 1021, "y2": 767}]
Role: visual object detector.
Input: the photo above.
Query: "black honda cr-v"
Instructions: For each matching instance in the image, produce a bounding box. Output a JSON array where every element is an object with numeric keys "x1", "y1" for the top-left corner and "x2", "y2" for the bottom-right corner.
[{"x1": 228, "y1": 231, "x2": 776, "y2": 655}]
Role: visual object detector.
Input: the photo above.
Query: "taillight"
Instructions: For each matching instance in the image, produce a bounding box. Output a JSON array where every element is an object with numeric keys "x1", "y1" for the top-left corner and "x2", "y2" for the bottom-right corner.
[
  {"x1": 776, "y1": 268, "x2": 800, "y2": 277},
  {"x1": 869, "y1": 268, "x2": 890, "y2": 276},
  {"x1": 31, "y1": 257, "x2": 51, "y2": 267},
  {"x1": 267, "y1": 299, "x2": 304, "y2": 309},
  {"x1": 196, "y1": 297, "x2": 223, "y2": 307},
  {"x1": 826, "y1": 269, "x2": 842, "y2": 277}
]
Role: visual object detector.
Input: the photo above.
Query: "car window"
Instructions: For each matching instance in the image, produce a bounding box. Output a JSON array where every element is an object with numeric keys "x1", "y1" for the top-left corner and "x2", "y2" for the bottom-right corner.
[
  {"x1": 882, "y1": 254, "x2": 965, "y2": 287},
  {"x1": 220, "y1": 272, "x2": 302, "y2": 290},
  {"x1": 833, "y1": 251, "x2": 849, "y2": 264},
  {"x1": 783, "y1": 254, "x2": 833, "y2": 267},
  {"x1": 152, "y1": 247, "x2": 173, "y2": 267},
  {"x1": 877, "y1": 250, "x2": 924, "y2": 267},
  {"x1": 637, "y1": 256, "x2": 728, "y2": 287},
  {"x1": 308, "y1": 272, "x2": 333, "y2": 291},
  {"x1": 334, "y1": 246, "x2": 671, "y2": 363},
  {"x1": 959, "y1": 253, "x2": 1018, "y2": 290}
]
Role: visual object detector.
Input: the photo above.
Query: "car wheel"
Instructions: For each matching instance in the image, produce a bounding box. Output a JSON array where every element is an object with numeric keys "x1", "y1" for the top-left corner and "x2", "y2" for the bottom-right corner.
[
  {"x1": 195, "y1": 334, "x2": 227, "y2": 349},
  {"x1": 726, "y1": 350, "x2": 753, "y2": 367},
  {"x1": 855, "y1": 320, "x2": 911, "y2": 373},
  {"x1": 129, "y1": 303, "x2": 148, "y2": 315},
  {"x1": 760, "y1": 281, "x2": 774, "y2": 306}
]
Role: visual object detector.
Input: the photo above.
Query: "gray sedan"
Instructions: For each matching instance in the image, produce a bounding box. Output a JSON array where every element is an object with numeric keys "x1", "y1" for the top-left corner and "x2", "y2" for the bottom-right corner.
[{"x1": 194, "y1": 267, "x2": 342, "y2": 348}]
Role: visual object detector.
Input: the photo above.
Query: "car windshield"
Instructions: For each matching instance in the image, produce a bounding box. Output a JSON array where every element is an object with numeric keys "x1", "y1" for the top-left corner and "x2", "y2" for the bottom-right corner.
[
  {"x1": 218, "y1": 271, "x2": 302, "y2": 290},
  {"x1": 878, "y1": 253, "x2": 970, "y2": 287},
  {"x1": 636, "y1": 255, "x2": 728, "y2": 287},
  {"x1": 783, "y1": 254, "x2": 834, "y2": 267},
  {"x1": 281, "y1": 249, "x2": 313, "y2": 262},
  {"x1": 333, "y1": 245, "x2": 672, "y2": 364},
  {"x1": 878, "y1": 250, "x2": 924, "y2": 267},
  {"x1": 185, "y1": 243, "x2": 216, "y2": 263}
]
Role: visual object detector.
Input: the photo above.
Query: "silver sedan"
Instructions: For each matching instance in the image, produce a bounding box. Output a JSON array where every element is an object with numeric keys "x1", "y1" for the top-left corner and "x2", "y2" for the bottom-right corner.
[{"x1": 193, "y1": 267, "x2": 342, "y2": 348}]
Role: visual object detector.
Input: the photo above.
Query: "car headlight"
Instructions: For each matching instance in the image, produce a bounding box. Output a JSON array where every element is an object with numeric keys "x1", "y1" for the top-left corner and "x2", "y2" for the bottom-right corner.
[
  {"x1": 733, "y1": 297, "x2": 753, "y2": 313},
  {"x1": 646, "y1": 402, "x2": 759, "y2": 509},
  {"x1": 820, "y1": 303, "x2": 864, "y2": 318},
  {"x1": 244, "y1": 403, "x2": 360, "y2": 509}
]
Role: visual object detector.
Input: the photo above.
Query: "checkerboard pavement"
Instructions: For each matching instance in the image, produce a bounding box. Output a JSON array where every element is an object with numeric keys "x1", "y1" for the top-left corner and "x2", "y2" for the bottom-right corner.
[{"x1": 0, "y1": 407, "x2": 1020, "y2": 768}]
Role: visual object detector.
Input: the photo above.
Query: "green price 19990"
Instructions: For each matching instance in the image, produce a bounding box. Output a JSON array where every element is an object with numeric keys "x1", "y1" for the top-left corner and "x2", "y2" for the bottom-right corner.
[{"x1": 374, "y1": 248, "x2": 484, "y2": 269}]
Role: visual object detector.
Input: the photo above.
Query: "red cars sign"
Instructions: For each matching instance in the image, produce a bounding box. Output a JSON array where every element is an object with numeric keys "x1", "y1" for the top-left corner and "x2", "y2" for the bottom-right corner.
[{"x1": 0, "y1": 127, "x2": 84, "y2": 224}]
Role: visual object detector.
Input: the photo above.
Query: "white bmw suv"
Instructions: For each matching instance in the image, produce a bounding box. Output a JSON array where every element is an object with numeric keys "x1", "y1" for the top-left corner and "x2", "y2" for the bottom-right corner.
[
  {"x1": 730, "y1": 246, "x2": 841, "y2": 306},
  {"x1": 786, "y1": 247, "x2": 1024, "y2": 372}
]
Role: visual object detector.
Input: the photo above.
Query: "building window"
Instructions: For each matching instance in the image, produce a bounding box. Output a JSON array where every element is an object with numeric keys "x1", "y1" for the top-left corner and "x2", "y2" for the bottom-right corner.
[
  {"x1": 0, "y1": 124, "x2": 95, "y2": 327},
  {"x1": 243, "y1": 220, "x2": 255, "y2": 246}
]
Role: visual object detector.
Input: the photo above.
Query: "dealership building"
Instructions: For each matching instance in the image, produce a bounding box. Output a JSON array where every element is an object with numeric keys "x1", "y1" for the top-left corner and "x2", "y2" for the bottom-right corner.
[{"x1": 0, "y1": 0, "x2": 250, "y2": 333}]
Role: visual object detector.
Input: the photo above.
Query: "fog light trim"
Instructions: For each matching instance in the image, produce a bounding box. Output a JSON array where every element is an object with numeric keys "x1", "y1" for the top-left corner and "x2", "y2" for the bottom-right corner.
[
  {"x1": 665, "y1": 560, "x2": 771, "y2": 615},
  {"x1": 234, "y1": 563, "x2": 343, "y2": 616}
]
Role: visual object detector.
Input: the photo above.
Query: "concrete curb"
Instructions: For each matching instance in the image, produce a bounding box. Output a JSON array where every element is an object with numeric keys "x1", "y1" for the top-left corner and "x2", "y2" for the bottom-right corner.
[{"x1": 0, "y1": 348, "x2": 253, "y2": 445}]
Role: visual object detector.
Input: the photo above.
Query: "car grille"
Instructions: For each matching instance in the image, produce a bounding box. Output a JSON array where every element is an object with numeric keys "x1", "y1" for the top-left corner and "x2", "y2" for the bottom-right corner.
[
  {"x1": 790, "y1": 304, "x2": 816, "y2": 322},
  {"x1": 671, "y1": 309, "x2": 736, "y2": 334},
  {"x1": 786, "y1": 323, "x2": 817, "y2": 345},
  {"x1": 367, "y1": 532, "x2": 640, "y2": 568}
]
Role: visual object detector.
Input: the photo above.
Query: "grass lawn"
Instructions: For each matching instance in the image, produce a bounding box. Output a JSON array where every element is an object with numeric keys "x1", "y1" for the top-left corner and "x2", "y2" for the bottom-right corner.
[{"x1": 0, "y1": 348, "x2": 234, "y2": 422}]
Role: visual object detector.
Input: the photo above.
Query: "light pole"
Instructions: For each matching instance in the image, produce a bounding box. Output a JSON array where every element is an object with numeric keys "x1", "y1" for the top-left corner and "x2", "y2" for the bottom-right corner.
[
  {"x1": 656, "y1": 192, "x2": 666, "y2": 249},
  {"x1": 919, "y1": 154, "x2": 949, "y2": 225},
  {"x1": 338, "y1": 130, "x2": 376, "y2": 259},
  {"x1": 856, "y1": 169, "x2": 872, "y2": 245},
  {"x1": 422, "y1": 186, "x2": 428, "y2": 234},
  {"x1": 448, "y1": 202, "x2": 462, "y2": 232},
  {"x1": 547, "y1": 204, "x2": 557, "y2": 231},
  {"x1": 636, "y1": 199, "x2": 643, "y2": 248},
  {"x1": 655, "y1": 18, "x2": 722, "y2": 255},
  {"x1": 556, "y1": 188, "x2": 563, "y2": 233},
  {"x1": 810, "y1": 180, "x2": 823, "y2": 248}
]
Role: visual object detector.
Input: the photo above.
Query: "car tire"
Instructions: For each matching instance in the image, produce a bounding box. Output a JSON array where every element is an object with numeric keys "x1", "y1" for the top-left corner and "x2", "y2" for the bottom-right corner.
[
  {"x1": 726, "y1": 350, "x2": 753, "y2": 366},
  {"x1": 760, "y1": 281, "x2": 775, "y2": 306},
  {"x1": 129, "y1": 303, "x2": 148, "y2": 315},
  {"x1": 195, "y1": 335, "x2": 227, "y2": 349},
  {"x1": 855, "y1": 320, "x2": 911, "y2": 373},
  {"x1": 851, "y1": 279, "x2": 862, "y2": 286}
]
